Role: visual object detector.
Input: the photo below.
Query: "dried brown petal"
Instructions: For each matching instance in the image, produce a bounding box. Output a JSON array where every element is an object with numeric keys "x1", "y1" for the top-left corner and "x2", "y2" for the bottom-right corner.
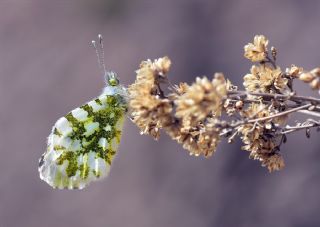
[
  {"x1": 286, "y1": 65, "x2": 303, "y2": 78},
  {"x1": 169, "y1": 83, "x2": 190, "y2": 101}
]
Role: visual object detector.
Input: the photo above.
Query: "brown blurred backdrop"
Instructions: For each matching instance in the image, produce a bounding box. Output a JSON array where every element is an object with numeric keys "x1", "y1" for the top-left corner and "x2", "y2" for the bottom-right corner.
[{"x1": 1, "y1": 0, "x2": 320, "y2": 226}]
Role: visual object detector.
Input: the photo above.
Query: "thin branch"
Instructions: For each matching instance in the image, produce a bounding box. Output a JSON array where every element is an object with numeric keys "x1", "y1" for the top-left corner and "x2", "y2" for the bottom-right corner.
[
  {"x1": 281, "y1": 121, "x2": 320, "y2": 135},
  {"x1": 226, "y1": 104, "x2": 312, "y2": 129},
  {"x1": 247, "y1": 104, "x2": 312, "y2": 123},
  {"x1": 227, "y1": 90, "x2": 320, "y2": 105},
  {"x1": 298, "y1": 110, "x2": 320, "y2": 118},
  {"x1": 265, "y1": 55, "x2": 277, "y2": 69}
]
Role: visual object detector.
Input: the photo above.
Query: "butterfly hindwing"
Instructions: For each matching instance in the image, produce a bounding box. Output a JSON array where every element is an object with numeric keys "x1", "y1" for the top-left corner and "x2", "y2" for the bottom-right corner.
[{"x1": 39, "y1": 94, "x2": 126, "y2": 189}]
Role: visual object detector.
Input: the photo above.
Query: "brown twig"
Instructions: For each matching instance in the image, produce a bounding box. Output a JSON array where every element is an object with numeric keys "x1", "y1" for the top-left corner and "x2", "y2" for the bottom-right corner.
[
  {"x1": 219, "y1": 104, "x2": 312, "y2": 136},
  {"x1": 281, "y1": 120, "x2": 320, "y2": 135},
  {"x1": 247, "y1": 103, "x2": 312, "y2": 123},
  {"x1": 227, "y1": 90, "x2": 320, "y2": 105}
]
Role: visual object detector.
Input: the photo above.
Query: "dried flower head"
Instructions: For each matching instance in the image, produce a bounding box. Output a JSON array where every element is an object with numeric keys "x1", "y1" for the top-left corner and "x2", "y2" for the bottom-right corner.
[
  {"x1": 130, "y1": 96, "x2": 172, "y2": 139},
  {"x1": 237, "y1": 103, "x2": 287, "y2": 170},
  {"x1": 243, "y1": 65, "x2": 287, "y2": 93},
  {"x1": 129, "y1": 34, "x2": 320, "y2": 175},
  {"x1": 223, "y1": 99, "x2": 237, "y2": 115},
  {"x1": 257, "y1": 153, "x2": 285, "y2": 172},
  {"x1": 129, "y1": 57, "x2": 173, "y2": 139},
  {"x1": 166, "y1": 118, "x2": 221, "y2": 157},
  {"x1": 197, "y1": 118, "x2": 221, "y2": 157},
  {"x1": 175, "y1": 73, "x2": 227, "y2": 123},
  {"x1": 153, "y1": 56, "x2": 172, "y2": 75},
  {"x1": 244, "y1": 35, "x2": 269, "y2": 62}
]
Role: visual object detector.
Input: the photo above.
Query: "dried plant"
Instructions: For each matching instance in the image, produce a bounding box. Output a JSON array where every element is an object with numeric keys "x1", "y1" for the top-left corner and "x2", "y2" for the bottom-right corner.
[{"x1": 128, "y1": 35, "x2": 320, "y2": 172}]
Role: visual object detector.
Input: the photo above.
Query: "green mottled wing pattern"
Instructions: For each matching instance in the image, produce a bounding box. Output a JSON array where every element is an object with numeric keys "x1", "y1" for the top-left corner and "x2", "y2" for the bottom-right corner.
[{"x1": 39, "y1": 94, "x2": 126, "y2": 189}]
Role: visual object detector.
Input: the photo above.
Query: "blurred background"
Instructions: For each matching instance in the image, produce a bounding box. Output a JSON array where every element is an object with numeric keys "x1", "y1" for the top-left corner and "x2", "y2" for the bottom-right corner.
[{"x1": 1, "y1": 0, "x2": 320, "y2": 226}]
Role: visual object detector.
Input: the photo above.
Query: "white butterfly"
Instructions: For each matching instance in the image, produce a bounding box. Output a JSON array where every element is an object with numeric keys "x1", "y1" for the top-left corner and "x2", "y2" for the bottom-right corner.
[{"x1": 39, "y1": 35, "x2": 128, "y2": 189}]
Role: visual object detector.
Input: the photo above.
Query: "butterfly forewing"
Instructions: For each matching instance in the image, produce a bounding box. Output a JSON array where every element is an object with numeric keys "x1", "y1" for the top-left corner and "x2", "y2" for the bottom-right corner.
[{"x1": 39, "y1": 94, "x2": 126, "y2": 189}]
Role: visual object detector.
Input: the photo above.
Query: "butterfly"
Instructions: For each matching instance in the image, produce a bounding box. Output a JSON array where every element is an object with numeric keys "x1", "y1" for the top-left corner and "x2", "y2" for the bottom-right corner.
[{"x1": 39, "y1": 35, "x2": 128, "y2": 189}]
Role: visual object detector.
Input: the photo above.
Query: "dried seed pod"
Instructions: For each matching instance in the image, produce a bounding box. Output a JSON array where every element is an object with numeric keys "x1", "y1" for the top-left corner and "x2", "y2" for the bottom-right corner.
[
  {"x1": 308, "y1": 105, "x2": 316, "y2": 111},
  {"x1": 235, "y1": 100, "x2": 244, "y2": 109},
  {"x1": 286, "y1": 65, "x2": 303, "y2": 78},
  {"x1": 310, "y1": 68, "x2": 320, "y2": 77},
  {"x1": 265, "y1": 123, "x2": 272, "y2": 130},
  {"x1": 310, "y1": 78, "x2": 320, "y2": 90},
  {"x1": 299, "y1": 72, "x2": 314, "y2": 83},
  {"x1": 271, "y1": 46, "x2": 277, "y2": 60},
  {"x1": 283, "y1": 135, "x2": 287, "y2": 143},
  {"x1": 306, "y1": 128, "x2": 311, "y2": 138}
]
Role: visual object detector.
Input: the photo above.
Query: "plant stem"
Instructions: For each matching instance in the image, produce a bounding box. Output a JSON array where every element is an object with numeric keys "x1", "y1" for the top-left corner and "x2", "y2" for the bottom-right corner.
[
  {"x1": 221, "y1": 104, "x2": 312, "y2": 135},
  {"x1": 227, "y1": 90, "x2": 320, "y2": 105},
  {"x1": 281, "y1": 121, "x2": 320, "y2": 135},
  {"x1": 247, "y1": 103, "x2": 312, "y2": 123},
  {"x1": 298, "y1": 110, "x2": 320, "y2": 118},
  {"x1": 265, "y1": 55, "x2": 277, "y2": 69}
]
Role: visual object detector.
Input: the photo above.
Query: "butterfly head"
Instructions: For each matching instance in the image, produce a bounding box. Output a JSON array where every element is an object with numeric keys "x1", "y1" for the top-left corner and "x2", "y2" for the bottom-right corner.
[
  {"x1": 105, "y1": 71, "x2": 119, "y2": 86},
  {"x1": 102, "y1": 71, "x2": 128, "y2": 102}
]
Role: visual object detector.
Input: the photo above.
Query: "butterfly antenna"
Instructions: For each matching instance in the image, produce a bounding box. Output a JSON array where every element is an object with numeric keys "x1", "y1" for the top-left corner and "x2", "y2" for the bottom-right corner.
[
  {"x1": 91, "y1": 38, "x2": 104, "y2": 75},
  {"x1": 98, "y1": 34, "x2": 107, "y2": 74},
  {"x1": 92, "y1": 34, "x2": 119, "y2": 85}
]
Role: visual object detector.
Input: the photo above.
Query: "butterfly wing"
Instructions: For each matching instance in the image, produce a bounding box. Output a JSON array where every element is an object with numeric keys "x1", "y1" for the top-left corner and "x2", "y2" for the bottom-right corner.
[{"x1": 39, "y1": 94, "x2": 126, "y2": 189}]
